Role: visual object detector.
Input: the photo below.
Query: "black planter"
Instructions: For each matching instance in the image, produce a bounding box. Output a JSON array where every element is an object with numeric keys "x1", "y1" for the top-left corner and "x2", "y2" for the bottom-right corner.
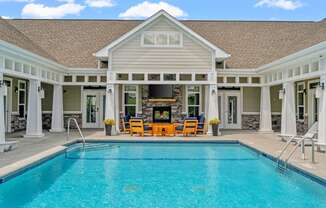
[
  {"x1": 105, "y1": 125, "x2": 112, "y2": 136},
  {"x1": 212, "y1": 124, "x2": 219, "y2": 136}
]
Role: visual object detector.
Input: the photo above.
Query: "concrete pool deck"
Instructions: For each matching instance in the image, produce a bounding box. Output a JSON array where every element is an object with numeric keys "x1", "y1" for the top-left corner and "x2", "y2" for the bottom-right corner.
[{"x1": 1, "y1": 130, "x2": 326, "y2": 182}]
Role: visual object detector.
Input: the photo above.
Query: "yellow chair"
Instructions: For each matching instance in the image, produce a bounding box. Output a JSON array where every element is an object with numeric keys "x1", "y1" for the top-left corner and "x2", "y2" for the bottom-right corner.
[
  {"x1": 175, "y1": 119, "x2": 198, "y2": 136},
  {"x1": 130, "y1": 119, "x2": 152, "y2": 136}
]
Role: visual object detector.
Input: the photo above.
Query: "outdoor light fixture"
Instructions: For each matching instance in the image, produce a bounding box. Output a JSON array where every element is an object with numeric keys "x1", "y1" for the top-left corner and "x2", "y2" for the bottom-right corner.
[
  {"x1": 14, "y1": 86, "x2": 18, "y2": 94},
  {"x1": 0, "y1": 80, "x2": 4, "y2": 88},
  {"x1": 106, "y1": 87, "x2": 113, "y2": 94},
  {"x1": 279, "y1": 89, "x2": 285, "y2": 99},
  {"x1": 320, "y1": 82, "x2": 325, "y2": 90}
]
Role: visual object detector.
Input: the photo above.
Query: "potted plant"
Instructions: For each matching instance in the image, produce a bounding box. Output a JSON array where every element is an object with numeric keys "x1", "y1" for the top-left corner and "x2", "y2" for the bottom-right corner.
[
  {"x1": 209, "y1": 118, "x2": 221, "y2": 136},
  {"x1": 104, "y1": 119, "x2": 115, "y2": 136}
]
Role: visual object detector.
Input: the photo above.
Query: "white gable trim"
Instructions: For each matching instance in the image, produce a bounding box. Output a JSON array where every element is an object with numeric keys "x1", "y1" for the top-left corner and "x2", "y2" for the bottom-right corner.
[{"x1": 95, "y1": 10, "x2": 230, "y2": 59}]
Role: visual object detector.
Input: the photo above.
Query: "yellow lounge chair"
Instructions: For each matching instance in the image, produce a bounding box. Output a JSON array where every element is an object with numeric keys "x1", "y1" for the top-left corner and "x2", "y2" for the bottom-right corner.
[
  {"x1": 130, "y1": 119, "x2": 152, "y2": 136},
  {"x1": 175, "y1": 119, "x2": 198, "y2": 136}
]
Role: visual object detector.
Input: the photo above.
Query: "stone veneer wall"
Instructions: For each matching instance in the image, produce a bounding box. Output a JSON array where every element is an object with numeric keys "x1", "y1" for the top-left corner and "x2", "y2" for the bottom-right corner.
[
  {"x1": 42, "y1": 113, "x2": 52, "y2": 130},
  {"x1": 272, "y1": 115, "x2": 281, "y2": 132},
  {"x1": 141, "y1": 85, "x2": 183, "y2": 122},
  {"x1": 296, "y1": 116, "x2": 308, "y2": 135},
  {"x1": 242, "y1": 114, "x2": 260, "y2": 130},
  {"x1": 11, "y1": 114, "x2": 26, "y2": 132},
  {"x1": 64, "y1": 114, "x2": 82, "y2": 129}
]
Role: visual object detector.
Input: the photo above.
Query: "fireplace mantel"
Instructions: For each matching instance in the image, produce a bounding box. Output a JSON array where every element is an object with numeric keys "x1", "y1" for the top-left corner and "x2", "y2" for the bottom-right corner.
[{"x1": 148, "y1": 98, "x2": 176, "y2": 103}]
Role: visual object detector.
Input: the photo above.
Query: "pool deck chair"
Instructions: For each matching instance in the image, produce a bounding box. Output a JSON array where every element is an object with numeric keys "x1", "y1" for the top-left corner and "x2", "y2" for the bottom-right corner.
[
  {"x1": 129, "y1": 118, "x2": 152, "y2": 136},
  {"x1": 278, "y1": 122, "x2": 318, "y2": 144},
  {"x1": 175, "y1": 118, "x2": 198, "y2": 136},
  {"x1": 196, "y1": 113, "x2": 207, "y2": 135}
]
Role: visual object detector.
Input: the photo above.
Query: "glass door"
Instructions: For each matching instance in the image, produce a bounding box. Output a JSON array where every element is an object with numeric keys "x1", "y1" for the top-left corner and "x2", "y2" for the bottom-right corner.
[
  {"x1": 308, "y1": 81, "x2": 320, "y2": 127},
  {"x1": 83, "y1": 90, "x2": 105, "y2": 128},
  {"x1": 219, "y1": 91, "x2": 241, "y2": 129}
]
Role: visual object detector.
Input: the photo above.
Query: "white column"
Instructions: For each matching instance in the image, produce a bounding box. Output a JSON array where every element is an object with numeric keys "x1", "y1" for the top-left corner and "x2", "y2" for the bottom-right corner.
[
  {"x1": 25, "y1": 79, "x2": 44, "y2": 137},
  {"x1": 318, "y1": 61, "x2": 326, "y2": 146},
  {"x1": 105, "y1": 84, "x2": 118, "y2": 135},
  {"x1": 207, "y1": 84, "x2": 220, "y2": 135},
  {"x1": 259, "y1": 86, "x2": 273, "y2": 132},
  {"x1": 114, "y1": 84, "x2": 120, "y2": 134},
  {"x1": 50, "y1": 84, "x2": 64, "y2": 132},
  {"x1": 281, "y1": 82, "x2": 297, "y2": 136},
  {"x1": 0, "y1": 68, "x2": 5, "y2": 151}
]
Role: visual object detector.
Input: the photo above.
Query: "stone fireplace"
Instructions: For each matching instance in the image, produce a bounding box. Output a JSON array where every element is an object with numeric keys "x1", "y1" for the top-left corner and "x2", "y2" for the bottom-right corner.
[
  {"x1": 153, "y1": 106, "x2": 172, "y2": 123},
  {"x1": 141, "y1": 85, "x2": 183, "y2": 122}
]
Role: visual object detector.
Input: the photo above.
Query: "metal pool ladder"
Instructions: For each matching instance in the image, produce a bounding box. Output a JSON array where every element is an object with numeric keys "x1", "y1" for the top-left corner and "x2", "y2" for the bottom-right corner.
[
  {"x1": 276, "y1": 137, "x2": 315, "y2": 171},
  {"x1": 67, "y1": 117, "x2": 86, "y2": 148}
]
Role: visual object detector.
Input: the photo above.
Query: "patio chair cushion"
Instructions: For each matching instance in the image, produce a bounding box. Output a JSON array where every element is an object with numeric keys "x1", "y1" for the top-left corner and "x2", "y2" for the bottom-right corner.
[
  {"x1": 144, "y1": 125, "x2": 152, "y2": 131},
  {"x1": 124, "y1": 113, "x2": 131, "y2": 122},
  {"x1": 185, "y1": 117, "x2": 197, "y2": 120},
  {"x1": 176, "y1": 125, "x2": 184, "y2": 131},
  {"x1": 197, "y1": 114, "x2": 205, "y2": 129}
]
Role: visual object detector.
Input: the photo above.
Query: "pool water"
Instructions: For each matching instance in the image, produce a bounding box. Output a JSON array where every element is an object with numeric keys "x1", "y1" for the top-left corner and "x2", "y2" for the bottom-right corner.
[{"x1": 0, "y1": 142, "x2": 326, "y2": 208}]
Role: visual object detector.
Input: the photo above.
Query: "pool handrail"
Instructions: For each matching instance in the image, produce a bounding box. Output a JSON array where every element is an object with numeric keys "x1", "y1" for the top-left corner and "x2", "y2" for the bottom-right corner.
[{"x1": 67, "y1": 117, "x2": 86, "y2": 148}]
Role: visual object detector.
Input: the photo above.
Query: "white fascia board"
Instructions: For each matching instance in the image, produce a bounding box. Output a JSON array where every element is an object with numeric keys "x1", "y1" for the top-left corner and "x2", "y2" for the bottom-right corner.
[
  {"x1": 0, "y1": 40, "x2": 66, "y2": 72},
  {"x1": 95, "y1": 10, "x2": 230, "y2": 59},
  {"x1": 257, "y1": 41, "x2": 326, "y2": 73},
  {"x1": 217, "y1": 68, "x2": 259, "y2": 76},
  {"x1": 66, "y1": 68, "x2": 107, "y2": 74}
]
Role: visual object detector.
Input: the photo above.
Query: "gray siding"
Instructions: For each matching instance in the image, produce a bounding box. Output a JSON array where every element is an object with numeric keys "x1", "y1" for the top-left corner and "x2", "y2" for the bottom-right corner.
[{"x1": 111, "y1": 17, "x2": 213, "y2": 72}]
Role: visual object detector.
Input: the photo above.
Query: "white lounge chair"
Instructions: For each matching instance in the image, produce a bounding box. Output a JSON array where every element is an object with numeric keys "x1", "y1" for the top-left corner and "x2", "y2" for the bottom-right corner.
[
  {"x1": 278, "y1": 122, "x2": 318, "y2": 144},
  {"x1": 0, "y1": 141, "x2": 18, "y2": 152}
]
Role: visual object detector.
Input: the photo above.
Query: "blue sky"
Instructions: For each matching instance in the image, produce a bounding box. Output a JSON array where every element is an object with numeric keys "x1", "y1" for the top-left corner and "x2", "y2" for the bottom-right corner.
[{"x1": 0, "y1": 0, "x2": 325, "y2": 21}]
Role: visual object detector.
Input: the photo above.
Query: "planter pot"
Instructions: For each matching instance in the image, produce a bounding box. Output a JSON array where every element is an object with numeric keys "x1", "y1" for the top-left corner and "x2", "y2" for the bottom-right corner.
[
  {"x1": 212, "y1": 124, "x2": 219, "y2": 136},
  {"x1": 105, "y1": 125, "x2": 112, "y2": 136}
]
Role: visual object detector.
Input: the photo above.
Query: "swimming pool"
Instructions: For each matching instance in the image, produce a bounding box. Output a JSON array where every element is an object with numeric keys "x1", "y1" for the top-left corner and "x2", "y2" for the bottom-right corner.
[{"x1": 0, "y1": 142, "x2": 325, "y2": 208}]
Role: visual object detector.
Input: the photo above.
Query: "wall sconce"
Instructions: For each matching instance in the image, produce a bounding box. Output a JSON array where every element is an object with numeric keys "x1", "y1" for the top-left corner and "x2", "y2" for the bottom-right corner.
[
  {"x1": 0, "y1": 80, "x2": 4, "y2": 88},
  {"x1": 321, "y1": 82, "x2": 325, "y2": 90},
  {"x1": 38, "y1": 86, "x2": 42, "y2": 92},
  {"x1": 14, "y1": 86, "x2": 18, "y2": 94},
  {"x1": 279, "y1": 89, "x2": 285, "y2": 99}
]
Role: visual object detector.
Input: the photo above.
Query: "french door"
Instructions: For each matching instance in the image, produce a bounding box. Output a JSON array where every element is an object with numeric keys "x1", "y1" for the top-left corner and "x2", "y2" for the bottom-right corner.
[
  {"x1": 83, "y1": 90, "x2": 106, "y2": 128},
  {"x1": 218, "y1": 91, "x2": 241, "y2": 129},
  {"x1": 308, "y1": 81, "x2": 320, "y2": 128}
]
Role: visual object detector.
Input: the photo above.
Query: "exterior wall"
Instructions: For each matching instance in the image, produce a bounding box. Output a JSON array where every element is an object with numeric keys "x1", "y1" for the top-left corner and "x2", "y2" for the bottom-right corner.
[
  {"x1": 41, "y1": 83, "x2": 53, "y2": 112},
  {"x1": 270, "y1": 85, "x2": 282, "y2": 113},
  {"x1": 111, "y1": 16, "x2": 213, "y2": 72},
  {"x1": 243, "y1": 87, "x2": 260, "y2": 112},
  {"x1": 63, "y1": 86, "x2": 81, "y2": 112}
]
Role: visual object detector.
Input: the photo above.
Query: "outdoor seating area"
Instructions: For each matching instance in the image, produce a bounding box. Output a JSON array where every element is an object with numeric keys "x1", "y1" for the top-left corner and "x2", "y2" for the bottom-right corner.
[{"x1": 122, "y1": 114, "x2": 206, "y2": 137}]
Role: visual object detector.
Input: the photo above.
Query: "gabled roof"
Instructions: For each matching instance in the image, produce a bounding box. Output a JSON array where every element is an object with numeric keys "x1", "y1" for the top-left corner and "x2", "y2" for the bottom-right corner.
[
  {"x1": 0, "y1": 17, "x2": 57, "y2": 62},
  {"x1": 6, "y1": 17, "x2": 326, "y2": 69},
  {"x1": 95, "y1": 10, "x2": 230, "y2": 59}
]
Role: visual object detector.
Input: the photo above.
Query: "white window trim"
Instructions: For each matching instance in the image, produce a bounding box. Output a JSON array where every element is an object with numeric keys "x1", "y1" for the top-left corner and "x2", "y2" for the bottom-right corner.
[
  {"x1": 122, "y1": 85, "x2": 139, "y2": 116},
  {"x1": 17, "y1": 80, "x2": 27, "y2": 118},
  {"x1": 186, "y1": 85, "x2": 202, "y2": 116},
  {"x1": 296, "y1": 82, "x2": 305, "y2": 122},
  {"x1": 141, "y1": 31, "x2": 183, "y2": 48}
]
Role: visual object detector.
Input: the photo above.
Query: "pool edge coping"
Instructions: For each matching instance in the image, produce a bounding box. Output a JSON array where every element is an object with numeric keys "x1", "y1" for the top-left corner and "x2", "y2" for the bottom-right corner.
[{"x1": 0, "y1": 139, "x2": 325, "y2": 187}]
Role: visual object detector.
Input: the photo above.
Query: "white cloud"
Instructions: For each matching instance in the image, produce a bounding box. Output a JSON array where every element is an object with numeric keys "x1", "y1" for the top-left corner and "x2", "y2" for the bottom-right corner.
[
  {"x1": 21, "y1": 3, "x2": 85, "y2": 18},
  {"x1": 1, "y1": 16, "x2": 12, "y2": 19},
  {"x1": 85, "y1": 0, "x2": 114, "y2": 8},
  {"x1": 119, "y1": 1, "x2": 187, "y2": 19},
  {"x1": 255, "y1": 0, "x2": 303, "y2": 10}
]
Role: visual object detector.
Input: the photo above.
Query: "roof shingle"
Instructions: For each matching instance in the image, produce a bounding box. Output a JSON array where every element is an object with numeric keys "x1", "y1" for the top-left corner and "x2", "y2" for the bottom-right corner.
[{"x1": 4, "y1": 19, "x2": 326, "y2": 69}]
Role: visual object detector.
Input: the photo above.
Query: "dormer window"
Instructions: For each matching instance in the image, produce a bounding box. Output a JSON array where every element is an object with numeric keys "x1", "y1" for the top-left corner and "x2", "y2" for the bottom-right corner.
[{"x1": 142, "y1": 31, "x2": 182, "y2": 47}]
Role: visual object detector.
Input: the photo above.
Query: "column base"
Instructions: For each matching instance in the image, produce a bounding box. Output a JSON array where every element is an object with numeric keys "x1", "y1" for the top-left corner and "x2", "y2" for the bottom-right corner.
[
  {"x1": 258, "y1": 129, "x2": 274, "y2": 133},
  {"x1": 24, "y1": 133, "x2": 45, "y2": 138},
  {"x1": 50, "y1": 128, "x2": 65, "y2": 133}
]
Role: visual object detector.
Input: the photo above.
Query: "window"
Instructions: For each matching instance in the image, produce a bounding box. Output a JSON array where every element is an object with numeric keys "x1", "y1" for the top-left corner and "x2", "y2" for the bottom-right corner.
[
  {"x1": 296, "y1": 82, "x2": 305, "y2": 121},
  {"x1": 123, "y1": 85, "x2": 138, "y2": 117},
  {"x1": 142, "y1": 32, "x2": 182, "y2": 47},
  {"x1": 18, "y1": 80, "x2": 26, "y2": 118},
  {"x1": 187, "y1": 86, "x2": 201, "y2": 117}
]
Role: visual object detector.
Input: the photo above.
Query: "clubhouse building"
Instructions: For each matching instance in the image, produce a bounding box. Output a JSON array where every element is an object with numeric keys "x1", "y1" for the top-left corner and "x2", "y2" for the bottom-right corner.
[{"x1": 0, "y1": 10, "x2": 326, "y2": 150}]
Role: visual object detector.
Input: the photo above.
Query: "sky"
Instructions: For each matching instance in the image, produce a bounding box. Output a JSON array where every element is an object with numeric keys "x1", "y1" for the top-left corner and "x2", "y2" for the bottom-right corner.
[{"x1": 0, "y1": 0, "x2": 326, "y2": 21}]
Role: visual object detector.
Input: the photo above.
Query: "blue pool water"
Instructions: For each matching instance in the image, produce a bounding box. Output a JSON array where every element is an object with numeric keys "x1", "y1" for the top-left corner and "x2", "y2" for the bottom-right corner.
[{"x1": 0, "y1": 142, "x2": 326, "y2": 208}]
